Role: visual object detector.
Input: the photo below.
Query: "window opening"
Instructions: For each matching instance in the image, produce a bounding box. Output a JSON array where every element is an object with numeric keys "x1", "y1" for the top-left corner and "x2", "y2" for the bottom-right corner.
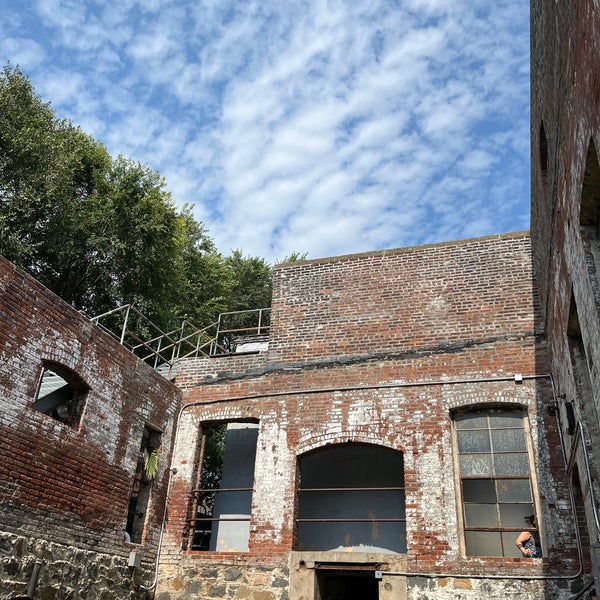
[
  {"x1": 567, "y1": 293, "x2": 600, "y2": 443},
  {"x1": 579, "y1": 138, "x2": 600, "y2": 290},
  {"x1": 32, "y1": 362, "x2": 88, "y2": 428},
  {"x1": 188, "y1": 421, "x2": 258, "y2": 552},
  {"x1": 126, "y1": 425, "x2": 162, "y2": 544},
  {"x1": 296, "y1": 443, "x2": 406, "y2": 553},
  {"x1": 455, "y1": 407, "x2": 538, "y2": 557},
  {"x1": 539, "y1": 122, "x2": 548, "y2": 199}
]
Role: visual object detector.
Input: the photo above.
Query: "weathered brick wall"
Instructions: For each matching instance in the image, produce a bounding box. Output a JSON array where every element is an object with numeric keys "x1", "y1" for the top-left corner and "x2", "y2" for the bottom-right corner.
[
  {"x1": 530, "y1": 0, "x2": 600, "y2": 589},
  {"x1": 158, "y1": 234, "x2": 582, "y2": 599},
  {"x1": 0, "y1": 257, "x2": 182, "y2": 598},
  {"x1": 269, "y1": 232, "x2": 539, "y2": 364}
]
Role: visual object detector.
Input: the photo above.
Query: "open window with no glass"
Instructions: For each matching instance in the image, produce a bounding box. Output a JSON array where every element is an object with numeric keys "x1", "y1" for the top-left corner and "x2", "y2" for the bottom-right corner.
[
  {"x1": 187, "y1": 421, "x2": 259, "y2": 552},
  {"x1": 32, "y1": 361, "x2": 89, "y2": 428},
  {"x1": 126, "y1": 424, "x2": 162, "y2": 544}
]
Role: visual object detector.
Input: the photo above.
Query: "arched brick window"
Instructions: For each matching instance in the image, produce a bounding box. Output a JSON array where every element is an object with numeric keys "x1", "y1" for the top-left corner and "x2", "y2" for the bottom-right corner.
[
  {"x1": 295, "y1": 443, "x2": 406, "y2": 553},
  {"x1": 32, "y1": 361, "x2": 89, "y2": 428}
]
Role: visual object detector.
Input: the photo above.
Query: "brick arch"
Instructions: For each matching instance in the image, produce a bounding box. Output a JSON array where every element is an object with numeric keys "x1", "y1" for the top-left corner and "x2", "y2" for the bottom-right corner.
[
  {"x1": 295, "y1": 431, "x2": 402, "y2": 457},
  {"x1": 189, "y1": 403, "x2": 261, "y2": 424},
  {"x1": 449, "y1": 399, "x2": 530, "y2": 416}
]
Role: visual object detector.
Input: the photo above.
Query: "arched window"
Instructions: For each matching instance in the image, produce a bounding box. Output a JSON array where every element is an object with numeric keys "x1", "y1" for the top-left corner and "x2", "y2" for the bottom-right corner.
[
  {"x1": 32, "y1": 361, "x2": 89, "y2": 428},
  {"x1": 454, "y1": 407, "x2": 539, "y2": 557},
  {"x1": 295, "y1": 443, "x2": 405, "y2": 553}
]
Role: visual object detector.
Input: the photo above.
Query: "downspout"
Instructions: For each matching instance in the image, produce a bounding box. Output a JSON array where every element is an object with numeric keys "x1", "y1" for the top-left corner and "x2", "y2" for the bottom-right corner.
[
  {"x1": 140, "y1": 372, "x2": 585, "y2": 590},
  {"x1": 26, "y1": 550, "x2": 44, "y2": 598}
]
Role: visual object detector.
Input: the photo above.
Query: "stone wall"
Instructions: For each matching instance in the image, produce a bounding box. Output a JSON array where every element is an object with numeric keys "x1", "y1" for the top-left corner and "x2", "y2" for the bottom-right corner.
[{"x1": 0, "y1": 257, "x2": 182, "y2": 599}]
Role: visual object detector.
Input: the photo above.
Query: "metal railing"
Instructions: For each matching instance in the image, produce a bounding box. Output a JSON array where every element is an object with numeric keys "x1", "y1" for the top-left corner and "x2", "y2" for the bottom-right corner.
[{"x1": 89, "y1": 305, "x2": 270, "y2": 375}]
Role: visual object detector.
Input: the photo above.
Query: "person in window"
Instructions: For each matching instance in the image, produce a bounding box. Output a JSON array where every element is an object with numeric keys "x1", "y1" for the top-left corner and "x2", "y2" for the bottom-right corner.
[{"x1": 515, "y1": 514, "x2": 540, "y2": 557}]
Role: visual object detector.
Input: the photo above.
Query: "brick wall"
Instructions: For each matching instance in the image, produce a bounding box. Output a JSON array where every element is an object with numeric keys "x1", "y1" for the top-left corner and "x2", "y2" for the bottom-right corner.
[
  {"x1": 530, "y1": 1, "x2": 600, "y2": 594},
  {"x1": 0, "y1": 257, "x2": 182, "y2": 598},
  {"x1": 158, "y1": 233, "x2": 581, "y2": 600}
]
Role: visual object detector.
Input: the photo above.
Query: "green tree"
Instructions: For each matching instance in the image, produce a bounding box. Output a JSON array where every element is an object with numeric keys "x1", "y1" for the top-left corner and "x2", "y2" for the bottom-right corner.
[{"x1": 0, "y1": 63, "x2": 289, "y2": 339}]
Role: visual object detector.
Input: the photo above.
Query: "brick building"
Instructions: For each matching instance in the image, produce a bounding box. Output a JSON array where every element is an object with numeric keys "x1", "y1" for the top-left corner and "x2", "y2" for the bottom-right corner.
[
  {"x1": 2, "y1": 0, "x2": 600, "y2": 598},
  {"x1": 530, "y1": 0, "x2": 600, "y2": 598},
  {"x1": 0, "y1": 257, "x2": 181, "y2": 598},
  {"x1": 155, "y1": 232, "x2": 586, "y2": 600}
]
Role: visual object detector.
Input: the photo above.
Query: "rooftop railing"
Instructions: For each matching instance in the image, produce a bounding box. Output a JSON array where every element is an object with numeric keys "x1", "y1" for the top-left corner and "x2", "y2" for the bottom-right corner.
[{"x1": 89, "y1": 305, "x2": 270, "y2": 376}]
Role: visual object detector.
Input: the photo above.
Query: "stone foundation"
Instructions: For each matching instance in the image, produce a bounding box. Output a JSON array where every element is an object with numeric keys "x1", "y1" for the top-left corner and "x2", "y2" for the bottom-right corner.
[
  {"x1": 155, "y1": 563, "x2": 289, "y2": 600},
  {"x1": 0, "y1": 533, "x2": 153, "y2": 600}
]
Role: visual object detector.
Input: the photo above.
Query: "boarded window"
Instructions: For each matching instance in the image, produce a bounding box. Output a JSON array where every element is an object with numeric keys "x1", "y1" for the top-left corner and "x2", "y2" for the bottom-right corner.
[
  {"x1": 455, "y1": 407, "x2": 539, "y2": 557},
  {"x1": 296, "y1": 443, "x2": 406, "y2": 553},
  {"x1": 188, "y1": 421, "x2": 258, "y2": 552},
  {"x1": 32, "y1": 362, "x2": 88, "y2": 428}
]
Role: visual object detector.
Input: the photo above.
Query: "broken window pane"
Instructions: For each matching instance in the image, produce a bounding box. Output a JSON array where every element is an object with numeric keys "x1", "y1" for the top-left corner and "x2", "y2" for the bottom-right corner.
[{"x1": 462, "y1": 479, "x2": 496, "y2": 503}]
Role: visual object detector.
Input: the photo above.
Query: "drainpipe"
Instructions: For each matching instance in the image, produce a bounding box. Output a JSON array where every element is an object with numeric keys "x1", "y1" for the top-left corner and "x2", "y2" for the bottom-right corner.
[{"x1": 26, "y1": 549, "x2": 44, "y2": 597}]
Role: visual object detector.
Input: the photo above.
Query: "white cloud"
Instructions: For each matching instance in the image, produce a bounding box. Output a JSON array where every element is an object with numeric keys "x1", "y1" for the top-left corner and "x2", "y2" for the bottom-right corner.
[{"x1": 4, "y1": 0, "x2": 530, "y2": 262}]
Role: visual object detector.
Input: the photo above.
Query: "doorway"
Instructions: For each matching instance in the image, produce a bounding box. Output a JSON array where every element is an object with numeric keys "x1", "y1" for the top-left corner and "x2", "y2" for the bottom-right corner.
[{"x1": 316, "y1": 569, "x2": 379, "y2": 600}]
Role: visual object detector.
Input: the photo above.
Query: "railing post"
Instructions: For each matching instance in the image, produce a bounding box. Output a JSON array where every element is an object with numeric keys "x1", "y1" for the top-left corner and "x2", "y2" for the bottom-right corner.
[{"x1": 120, "y1": 305, "x2": 131, "y2": 345}]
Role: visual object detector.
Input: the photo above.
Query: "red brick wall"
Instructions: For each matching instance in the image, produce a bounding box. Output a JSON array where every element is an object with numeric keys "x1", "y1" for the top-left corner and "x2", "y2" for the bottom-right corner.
[
  {"x1": 159, "y1": 233, "x2": 578, "y2": 598},
  {"x1": 530, "y1": 0, "x2": 600, "y2": 588},
  {"x1": 0, "y1": 257, "x2": 181, "y2": 561},
  {"x1": 269, "y1": 232, "x2": 539, "y2": 365}
]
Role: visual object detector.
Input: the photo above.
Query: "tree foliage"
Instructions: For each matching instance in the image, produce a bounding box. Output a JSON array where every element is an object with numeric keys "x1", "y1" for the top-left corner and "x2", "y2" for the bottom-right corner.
[{"x1": 0, "y1": 63, "x2": 279, "y2": 332}]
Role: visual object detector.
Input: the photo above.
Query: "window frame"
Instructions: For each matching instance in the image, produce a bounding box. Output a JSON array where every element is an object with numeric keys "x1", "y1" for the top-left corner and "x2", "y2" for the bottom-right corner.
[
  {"x1": 186, "y1": 420, "x2": 259, "y2": 552},
  {"x1": 295, "y1": 442, "x2": 406, "y2": 554},
  {"x1": 452, "y1": 405, "x2": 542, "y2": 558}
]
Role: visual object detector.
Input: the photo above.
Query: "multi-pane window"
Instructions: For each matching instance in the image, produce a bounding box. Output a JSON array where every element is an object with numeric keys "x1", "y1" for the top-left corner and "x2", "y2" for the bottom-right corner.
[
  {"x1": 188, "y1": 421, "x2": 258, "y2": 552},
  {"x1": 454, "y1": 408, "x2": 538, "y2": 557}
]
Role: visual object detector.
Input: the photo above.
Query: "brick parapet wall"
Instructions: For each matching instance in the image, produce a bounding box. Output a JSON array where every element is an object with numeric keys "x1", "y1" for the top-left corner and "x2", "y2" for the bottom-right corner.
[{"x1": 269, "y1": 232, "x2": 539, "y2": 364}]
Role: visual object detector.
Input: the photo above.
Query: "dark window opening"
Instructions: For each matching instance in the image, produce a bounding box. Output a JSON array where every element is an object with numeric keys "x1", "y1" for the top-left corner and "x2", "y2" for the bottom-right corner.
[
  {"x1": 296, "y1": 443, "x2": 406, "y2": 553},
  {"x1": 539, "y1": 122, "x2": 548, "y2": 198},
  {"x1": 316, "y1": 569, "x2": 379, "y2": 600},
  {"x1": 455, "y1": 407, "x2": 538, "y2": 557},
  {"x1": 567, "y1": 293, "x2": 600, "y2": 445},
  {"x1": 32, "y1": 362, "x2": 88, "y2": 428},
  {"x1": 579, "y1": 137, "x2": 600, "y2": 236},
  {"x1": 188, "y1": 421, "x2": 258, "y2": 552},
  {"x1": 126, "y1": 425, "x2": 162, "y2": 544}
]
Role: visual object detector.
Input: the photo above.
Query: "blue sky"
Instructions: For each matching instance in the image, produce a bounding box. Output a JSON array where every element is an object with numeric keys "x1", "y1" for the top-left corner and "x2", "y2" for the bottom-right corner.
[{"x1": 2, "y1": 0, "x2": 530, "y2": 262}]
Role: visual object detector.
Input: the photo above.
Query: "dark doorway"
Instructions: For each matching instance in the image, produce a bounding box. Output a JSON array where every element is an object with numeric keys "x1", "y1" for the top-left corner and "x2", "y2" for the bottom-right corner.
[{"x1": 317, "y1": 569, "x2": 378, "y2": 600}]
